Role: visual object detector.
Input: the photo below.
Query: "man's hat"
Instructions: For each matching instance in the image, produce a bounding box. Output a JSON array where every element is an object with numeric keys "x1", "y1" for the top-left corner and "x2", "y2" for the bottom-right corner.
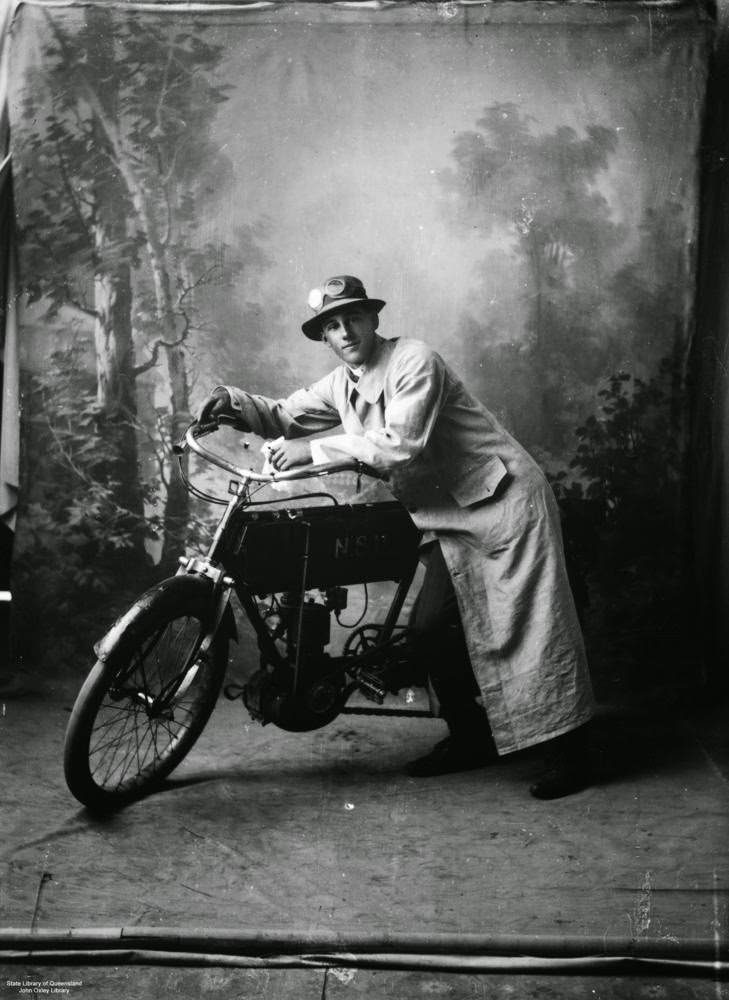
[{"x1": 302, "y1": 275, "x2": 386, "y2": 340}]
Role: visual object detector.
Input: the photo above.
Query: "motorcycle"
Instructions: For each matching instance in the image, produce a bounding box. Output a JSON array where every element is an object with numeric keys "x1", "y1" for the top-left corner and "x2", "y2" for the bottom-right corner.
[{"x1": 63, "y1": 418, "x2": 430, "y2": 811}]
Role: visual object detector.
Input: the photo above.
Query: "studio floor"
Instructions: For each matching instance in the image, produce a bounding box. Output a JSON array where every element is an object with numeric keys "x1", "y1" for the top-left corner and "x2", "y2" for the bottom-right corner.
[{"x1": 1, "y1": 673, "x2": 728, "y2": 999}]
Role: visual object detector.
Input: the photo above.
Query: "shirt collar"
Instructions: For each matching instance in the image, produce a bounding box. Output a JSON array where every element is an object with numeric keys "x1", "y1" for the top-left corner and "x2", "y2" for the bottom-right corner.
[{"x1": 345, "y1": 335, "x2": 395, "y2": 404}]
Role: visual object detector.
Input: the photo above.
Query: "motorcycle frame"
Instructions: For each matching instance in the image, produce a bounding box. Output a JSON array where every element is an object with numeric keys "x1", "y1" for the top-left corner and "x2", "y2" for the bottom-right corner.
[{"x1": 176, "y1": 424, "x2": 432, "y2": 719}]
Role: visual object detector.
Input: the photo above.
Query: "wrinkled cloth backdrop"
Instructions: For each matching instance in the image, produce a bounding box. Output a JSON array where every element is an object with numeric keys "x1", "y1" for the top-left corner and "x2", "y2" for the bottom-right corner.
[{"x1": 6, "y1": 1, "x2": 710, "y2": 698}]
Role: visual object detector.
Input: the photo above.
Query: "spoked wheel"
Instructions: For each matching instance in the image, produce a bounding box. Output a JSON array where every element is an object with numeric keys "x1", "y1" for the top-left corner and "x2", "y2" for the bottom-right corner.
[{"x1": 64, "y1": 576, "x2": 228, "y2": 812}]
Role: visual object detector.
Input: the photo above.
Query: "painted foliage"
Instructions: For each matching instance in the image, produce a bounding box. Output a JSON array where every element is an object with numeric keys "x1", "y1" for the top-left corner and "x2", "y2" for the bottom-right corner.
[{"x1": 7, "y1": 3, "x2": 709, "y2": 692}]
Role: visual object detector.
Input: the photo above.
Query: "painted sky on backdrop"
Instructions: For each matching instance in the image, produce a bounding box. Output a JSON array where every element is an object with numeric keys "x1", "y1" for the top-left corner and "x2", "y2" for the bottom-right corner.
[
  {"x1": 199, "y1": 12, "x2": 705, "y2": 385},
  {"x1": 8, "y1": 5, "x2": 707, "y2": 393}
]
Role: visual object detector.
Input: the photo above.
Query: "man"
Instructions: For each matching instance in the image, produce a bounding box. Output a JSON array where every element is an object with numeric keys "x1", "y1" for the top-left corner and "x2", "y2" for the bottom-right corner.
[{"x1": 199, "y1": 274, "x2": 595, "y2": 798}]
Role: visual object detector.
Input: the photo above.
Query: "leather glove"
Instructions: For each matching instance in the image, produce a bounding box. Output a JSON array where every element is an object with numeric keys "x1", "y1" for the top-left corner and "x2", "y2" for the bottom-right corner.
[{"x1": 197, "y1": 387, "x2": 235, "y2": 427}]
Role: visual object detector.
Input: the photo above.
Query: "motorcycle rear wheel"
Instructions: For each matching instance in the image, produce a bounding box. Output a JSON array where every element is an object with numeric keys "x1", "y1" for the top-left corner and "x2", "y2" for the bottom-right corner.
[{"x1": 64, "y1": 576, "x2": 228, "y2": 811}]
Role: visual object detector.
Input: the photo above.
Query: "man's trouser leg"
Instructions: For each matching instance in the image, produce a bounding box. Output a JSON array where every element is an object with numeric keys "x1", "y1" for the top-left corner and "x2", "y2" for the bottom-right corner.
[{"x1": 410, "y1": 542, "x2": 495, "y2": 754}]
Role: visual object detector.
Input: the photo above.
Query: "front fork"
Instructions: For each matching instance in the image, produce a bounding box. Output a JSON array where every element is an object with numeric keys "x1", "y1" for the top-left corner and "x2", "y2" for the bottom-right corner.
[
  {"x1": 170, "y1": 483, "x2": 245, "y2": 669},
  {"x1": 175, "y1": 553, "x2": 238, "y2": 657}
]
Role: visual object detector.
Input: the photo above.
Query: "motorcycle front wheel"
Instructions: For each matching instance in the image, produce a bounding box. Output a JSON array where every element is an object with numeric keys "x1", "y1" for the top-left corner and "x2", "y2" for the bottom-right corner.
[{"x1": 64, "y1": 576, "x2": 228, "y2": 812}]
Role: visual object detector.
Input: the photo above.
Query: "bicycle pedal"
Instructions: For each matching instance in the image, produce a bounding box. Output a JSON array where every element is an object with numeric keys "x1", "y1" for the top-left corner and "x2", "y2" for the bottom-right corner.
[{"x1": 355, "y1": 670, "x2": 387, "y2": 704}]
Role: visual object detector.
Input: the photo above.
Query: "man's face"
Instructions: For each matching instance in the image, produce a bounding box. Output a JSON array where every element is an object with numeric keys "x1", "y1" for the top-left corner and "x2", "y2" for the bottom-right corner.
[{"x1": 320, "y1": 307, "x2": 379, "y2": 367}]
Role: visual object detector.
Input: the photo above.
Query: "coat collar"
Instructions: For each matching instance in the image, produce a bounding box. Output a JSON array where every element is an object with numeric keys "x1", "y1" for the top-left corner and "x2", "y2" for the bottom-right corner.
[{"x1": 344, "y1": 335, "x2": 397, "y2": 405}]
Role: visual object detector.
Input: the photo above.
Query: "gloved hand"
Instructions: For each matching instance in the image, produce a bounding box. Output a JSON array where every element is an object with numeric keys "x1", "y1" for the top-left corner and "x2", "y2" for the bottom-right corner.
[{"x1": 197, "y1": 387, "x2": 235, "y2": 427}]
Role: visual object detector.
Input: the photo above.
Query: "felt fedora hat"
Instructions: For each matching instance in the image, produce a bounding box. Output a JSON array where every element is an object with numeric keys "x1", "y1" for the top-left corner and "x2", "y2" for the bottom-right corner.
[{"x1": 302, "y1": 275, "x2": 386, "y2": 340}]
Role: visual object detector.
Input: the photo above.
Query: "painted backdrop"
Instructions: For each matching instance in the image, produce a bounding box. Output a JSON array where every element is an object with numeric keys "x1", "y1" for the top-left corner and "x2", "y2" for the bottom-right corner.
[{"x1": 7, "y1": 1, "x2": 710, "y2": 697}]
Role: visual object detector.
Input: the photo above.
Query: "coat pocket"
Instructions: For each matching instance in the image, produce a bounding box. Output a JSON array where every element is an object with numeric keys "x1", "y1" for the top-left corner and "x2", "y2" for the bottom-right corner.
[{"x1": 449, "y1": 455, "x2": 509, "y2": 507}]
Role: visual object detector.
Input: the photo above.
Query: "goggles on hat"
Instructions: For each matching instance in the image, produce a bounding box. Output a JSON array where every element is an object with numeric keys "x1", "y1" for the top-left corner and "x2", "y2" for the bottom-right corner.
[{"x1": 308, "y1": 277, "x2": 360, "y2": 312}]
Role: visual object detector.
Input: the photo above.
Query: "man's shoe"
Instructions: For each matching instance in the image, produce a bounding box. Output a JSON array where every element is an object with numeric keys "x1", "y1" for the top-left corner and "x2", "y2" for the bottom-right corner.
[
  {"x1": 529, "y1": 726, "x2": 592, "y2": 799},
  {"x1": 406, "y1": 736, "x2": 497, "y2": 778},
  {"x1": 529, "y1": 760, "x2": 591, "y2": 799}
]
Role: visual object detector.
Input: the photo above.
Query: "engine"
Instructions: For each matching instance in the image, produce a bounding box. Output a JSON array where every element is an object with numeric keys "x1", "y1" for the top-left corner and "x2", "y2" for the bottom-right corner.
[
  {"x1": 242, "y1": 589, "x2": 350, "y2": 732},
  {"x1": 221, "y1": 499, "x2": 422, "y2": 732}
]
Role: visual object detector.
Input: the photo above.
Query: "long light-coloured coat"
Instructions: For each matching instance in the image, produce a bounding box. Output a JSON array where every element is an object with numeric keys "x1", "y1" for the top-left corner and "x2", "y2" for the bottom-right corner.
[{"x1": 222, "y1": 335, "x2": 594, "y2": 754}]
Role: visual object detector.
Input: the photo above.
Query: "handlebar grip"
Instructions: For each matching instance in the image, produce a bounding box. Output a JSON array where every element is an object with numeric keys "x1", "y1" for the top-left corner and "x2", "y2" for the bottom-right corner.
[
  {"x1": 192, "y1": 413, "x2": 244, "y2": 438},
  {"x1": 193, "y1": 420, "x2": 220, "y2": 437}
]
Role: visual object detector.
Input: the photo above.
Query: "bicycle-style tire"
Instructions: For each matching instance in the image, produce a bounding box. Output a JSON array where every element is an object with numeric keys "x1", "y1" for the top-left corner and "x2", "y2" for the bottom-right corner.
[{"x1": 64, "y1": 575, "x2": 228, "y2": 811}]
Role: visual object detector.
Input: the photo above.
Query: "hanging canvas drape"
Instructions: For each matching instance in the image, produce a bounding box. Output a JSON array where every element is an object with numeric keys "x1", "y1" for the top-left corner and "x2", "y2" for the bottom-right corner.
[{"x1": 2, "y1": 0, "x2": 712, "y2": 692}]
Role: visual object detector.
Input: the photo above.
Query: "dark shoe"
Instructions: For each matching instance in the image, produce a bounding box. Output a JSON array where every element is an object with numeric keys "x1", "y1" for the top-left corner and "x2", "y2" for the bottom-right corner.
[
  {"x1": 529, "y1": 760, "x2": 591, "y2": 799},
  {"x1": 530, "y1": 726, "x2": 592, "y2": 799},
  {"x1": 406, "y1": 736, "x2": 497, "y2": 778}
]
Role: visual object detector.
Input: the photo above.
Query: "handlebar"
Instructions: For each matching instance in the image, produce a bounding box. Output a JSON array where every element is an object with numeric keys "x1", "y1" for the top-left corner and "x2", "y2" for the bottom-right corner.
[{"x1": 183, "y1": 423, "x2": 379, "y2": 484}]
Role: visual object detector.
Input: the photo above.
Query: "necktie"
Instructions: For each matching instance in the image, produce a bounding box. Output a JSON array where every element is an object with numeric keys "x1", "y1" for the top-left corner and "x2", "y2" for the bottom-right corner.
[{"x1": 350, "y1": 384, "x2": 368, "y2": 425}]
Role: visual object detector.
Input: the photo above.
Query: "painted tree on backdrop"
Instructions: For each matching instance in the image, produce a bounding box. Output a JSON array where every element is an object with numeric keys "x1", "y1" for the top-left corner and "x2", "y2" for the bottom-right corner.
[
  {"x1": 16, "y1": 10, "x2": 244, "y2": 565},
  {"x1": 440, "y1": 102, "x2": 624, "y2": 452},
  {"x1": 441, "y1": 103, "x2": 694, "y2": 690},
  {"x1": 13, "y1": 9, "x2": 252, "y2": 669}
]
